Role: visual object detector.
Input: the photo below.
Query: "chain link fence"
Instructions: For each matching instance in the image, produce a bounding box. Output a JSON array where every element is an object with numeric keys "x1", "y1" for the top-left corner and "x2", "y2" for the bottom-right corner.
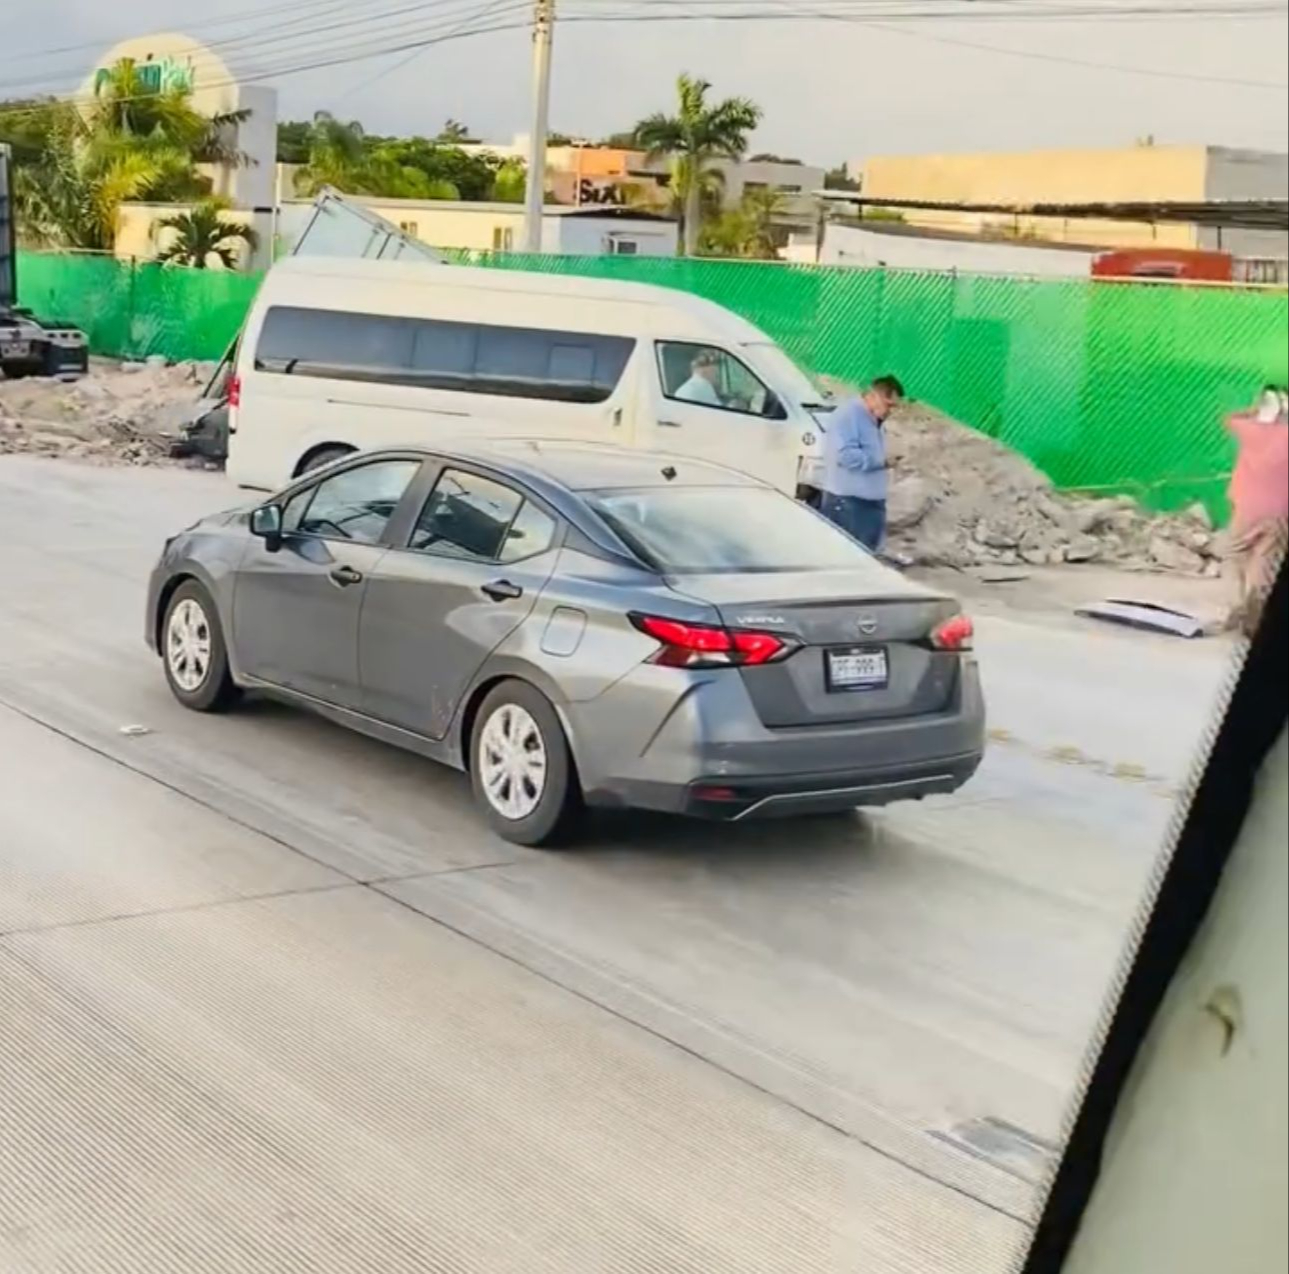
[{"x1": 16, "y1": 249, "x2": 1288, "y2": 518}]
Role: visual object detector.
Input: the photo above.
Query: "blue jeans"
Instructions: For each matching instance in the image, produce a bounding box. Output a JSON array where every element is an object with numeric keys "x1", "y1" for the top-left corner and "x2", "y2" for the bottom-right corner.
[{"x1": 821, "y1": 493, "x2": 886, "y2": 551}]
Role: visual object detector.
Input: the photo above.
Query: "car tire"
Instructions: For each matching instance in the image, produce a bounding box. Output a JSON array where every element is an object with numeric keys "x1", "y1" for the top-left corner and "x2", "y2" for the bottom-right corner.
[
  {"x1": 297, "y1": 444, "x2": 355, "y2": 476},
  {"x1": 470, "y1": 681, "x2": 583, "y2": 847},
  {"x1": 161, "y1": 580, "x2": 240, "y2": 713}
]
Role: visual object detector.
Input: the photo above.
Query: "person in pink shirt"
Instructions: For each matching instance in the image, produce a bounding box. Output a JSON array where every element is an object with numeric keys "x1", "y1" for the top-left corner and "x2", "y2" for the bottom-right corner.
[{"x1": 1225, "y1": 387, "x2": 1288, "y2": 635}]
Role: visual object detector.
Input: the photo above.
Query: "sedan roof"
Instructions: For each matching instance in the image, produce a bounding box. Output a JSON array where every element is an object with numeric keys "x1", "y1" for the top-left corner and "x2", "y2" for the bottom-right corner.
[{"x1": 400, "y1": 440, "x2": 766, "y2": 493}]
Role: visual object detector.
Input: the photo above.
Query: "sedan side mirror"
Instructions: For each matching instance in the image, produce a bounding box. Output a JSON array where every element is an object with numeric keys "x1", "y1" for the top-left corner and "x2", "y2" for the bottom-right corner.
[{"x1": 250, "y1": 503, "x2": 284, "y2": 552}]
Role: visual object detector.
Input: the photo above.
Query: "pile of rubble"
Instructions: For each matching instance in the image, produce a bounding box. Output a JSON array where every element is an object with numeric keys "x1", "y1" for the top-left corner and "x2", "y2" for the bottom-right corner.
[
  {"x1": 883, "y1": 406, "x2": 1222, "y2": 576},
  {"x1": 3, "y1": 362, "x2": 1225, "y2": 577},
  {"x1": 0, "y1": 357, "x2": 213, "y2": 466}
]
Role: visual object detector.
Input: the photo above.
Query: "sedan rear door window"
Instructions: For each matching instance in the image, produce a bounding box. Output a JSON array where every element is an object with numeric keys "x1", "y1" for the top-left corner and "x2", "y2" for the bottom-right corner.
[{"x1": 410, "y1": 469, "x2": 525, "y2": 562}]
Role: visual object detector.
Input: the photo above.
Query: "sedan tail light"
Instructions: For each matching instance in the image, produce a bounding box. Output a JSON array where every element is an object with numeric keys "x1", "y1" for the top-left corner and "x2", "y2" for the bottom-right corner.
[
  {"x1": 630, "y1": 613, "x2": 798, "y2": 669},
  {"x1": 930, "y1": 614, "x2": 974, "y2": 652}
]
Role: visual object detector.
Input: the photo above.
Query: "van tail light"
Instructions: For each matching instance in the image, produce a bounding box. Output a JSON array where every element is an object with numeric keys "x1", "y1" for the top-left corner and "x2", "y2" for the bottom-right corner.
[
  {"x1": 930, "y1": 614, "x2": 974, "y2": 652},
  {"x1": 630, "y1": 613, "x2": 798, "y2": 669},
  {"x1": 228, "y1": 374, "x2": 241, "y2": 408}
]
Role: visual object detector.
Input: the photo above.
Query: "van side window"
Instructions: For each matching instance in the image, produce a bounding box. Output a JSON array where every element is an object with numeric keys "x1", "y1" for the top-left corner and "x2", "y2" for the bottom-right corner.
[
  {"x1": 656, "y1": 341, "x2": 784, "y2": 420},
  {"x1": 254, "y1": 306, "x2": 633, "y2": 406},
  {"x1": 256, "y1": 308, "x2": 414, "y2": 382}
]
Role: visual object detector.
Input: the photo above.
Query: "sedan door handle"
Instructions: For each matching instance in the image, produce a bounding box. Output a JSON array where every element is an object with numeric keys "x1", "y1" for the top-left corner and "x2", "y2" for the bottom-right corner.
[
  {"x1": 329, "y1": 564, "x2": 363, "y2": 588},
  {"x1": 482, "y1": 579, "x2": 523, "y2": 602},
  {"x1": 657, "y1": 418, "x2": 682, "y2": 428}
]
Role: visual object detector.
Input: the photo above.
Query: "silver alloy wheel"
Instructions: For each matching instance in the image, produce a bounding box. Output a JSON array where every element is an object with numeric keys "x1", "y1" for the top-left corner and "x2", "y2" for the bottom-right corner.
[
  {"x1": 478, "y1": 702, "x2": 548, "y2": 821},
  {"x1": 166, "y1": 597, "x2": 213, "y2": 693}
]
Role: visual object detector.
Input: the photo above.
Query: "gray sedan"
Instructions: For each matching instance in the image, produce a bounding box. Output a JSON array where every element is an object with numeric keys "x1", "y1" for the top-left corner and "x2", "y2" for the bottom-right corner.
[{"x1": 147, "y1": 442, "x2": 985, "y2": 845}]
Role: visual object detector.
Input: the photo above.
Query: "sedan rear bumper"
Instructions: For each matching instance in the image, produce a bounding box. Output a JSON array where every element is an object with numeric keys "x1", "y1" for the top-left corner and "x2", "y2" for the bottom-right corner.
[{"x1": 592, "y1": 751, "x2": 982, "y2": 820}]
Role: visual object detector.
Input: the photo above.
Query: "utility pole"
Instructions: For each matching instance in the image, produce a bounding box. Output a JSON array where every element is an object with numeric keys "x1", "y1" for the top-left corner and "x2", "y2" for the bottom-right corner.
[{"x1": 522, "y1": 0, "x2": 554, "y2": 254}]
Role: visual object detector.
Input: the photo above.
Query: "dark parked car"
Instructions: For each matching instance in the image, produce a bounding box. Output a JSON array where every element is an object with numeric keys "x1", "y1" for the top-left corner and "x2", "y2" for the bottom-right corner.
[{"x1": 147, "y1": 442, "x2": 984, "y2": 845}]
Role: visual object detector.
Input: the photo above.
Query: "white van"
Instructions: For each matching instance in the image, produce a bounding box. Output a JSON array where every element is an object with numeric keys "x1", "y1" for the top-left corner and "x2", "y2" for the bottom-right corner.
[{"x1": 226, "y1": 256, "x2": 835, "y2": 494}]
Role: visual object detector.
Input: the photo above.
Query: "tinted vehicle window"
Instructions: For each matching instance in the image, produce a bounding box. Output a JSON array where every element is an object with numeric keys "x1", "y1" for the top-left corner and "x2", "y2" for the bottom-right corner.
[
  {"x1": 410, "y1": 469, "x2": 524, "y2": 562},
  {"x1": 499, "y1": 501, "x2": 558, "y2": 563},
  {"x1": 588, "y1": 486, "x2": 892, "y2": 575},
  {"x1": 256, "y1": 308, "x2": 414, "y2": 382},
  {"x1": 255, "y1": 306, "x2": 632, "y2": 405},
  {"x1": 295, "y1": 460, "x2": 419, "y2": 545}
]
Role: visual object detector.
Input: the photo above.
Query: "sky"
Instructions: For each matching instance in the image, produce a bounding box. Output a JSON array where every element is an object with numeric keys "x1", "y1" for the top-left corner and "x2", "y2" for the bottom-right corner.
[{"x1": 4, "y1": 1, "x2": 1287, "y2": 167}]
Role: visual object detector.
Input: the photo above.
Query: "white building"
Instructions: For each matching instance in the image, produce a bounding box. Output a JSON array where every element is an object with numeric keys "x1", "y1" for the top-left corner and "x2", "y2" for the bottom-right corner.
[{"x1": 85, "y1": 32, "x2": 278, "y2": 268}]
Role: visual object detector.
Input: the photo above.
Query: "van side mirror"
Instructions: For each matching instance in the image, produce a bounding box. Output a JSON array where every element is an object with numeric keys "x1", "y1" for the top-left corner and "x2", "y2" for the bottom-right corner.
[{"x1": 250, "y1": 503, "x2": 284, "y2": 552}]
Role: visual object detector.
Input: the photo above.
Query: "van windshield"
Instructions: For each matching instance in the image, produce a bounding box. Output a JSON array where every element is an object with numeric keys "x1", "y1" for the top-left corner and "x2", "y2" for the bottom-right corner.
[{"x1": 743, "y1": 343, "x2": 832, "y2": 408}]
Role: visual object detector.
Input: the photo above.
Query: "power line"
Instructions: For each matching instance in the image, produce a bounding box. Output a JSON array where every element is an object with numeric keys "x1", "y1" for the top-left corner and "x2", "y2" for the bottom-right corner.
[{"x1": 0, "y1": 0, "x2": 527, "y2": 96}]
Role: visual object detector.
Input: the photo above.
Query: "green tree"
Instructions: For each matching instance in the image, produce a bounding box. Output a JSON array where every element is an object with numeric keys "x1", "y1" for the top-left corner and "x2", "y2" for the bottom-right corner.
[
  {"x1": 367, "y1": 138, "x2": 498, "y2": 200},
  {"x1": 632, "y1": 74, "x2": 761, "y2": 255},
  {"x1": 156, "y1": 199, "x2": 259, "y2": 268},
  {"x1": 4, "y1": 60, "x2": 250, "y2": 250},
  {"x1": 276, "y1": 119, "x2": 312, "y2": 164},
  {"x1": 824, "y1": 162, "x2": 860, "y2": 192},
  {"x1": 436, "y1": 118, "x2": 473, "y2": 143},
  {"x1": 491, "y1": 159, "x2": 526, "y2": 204},
  {"x1": 739, "y1": 185, "x2": 787, "y2": 257},
  {"x1": 293, "y1": 111, "x2": 369, "y2": 195}
]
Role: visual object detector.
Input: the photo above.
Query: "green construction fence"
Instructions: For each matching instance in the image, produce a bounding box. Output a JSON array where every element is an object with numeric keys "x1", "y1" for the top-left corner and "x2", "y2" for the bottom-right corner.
[{"x1": 15, "y1": 249, "x2": 1289, "y2": 519}]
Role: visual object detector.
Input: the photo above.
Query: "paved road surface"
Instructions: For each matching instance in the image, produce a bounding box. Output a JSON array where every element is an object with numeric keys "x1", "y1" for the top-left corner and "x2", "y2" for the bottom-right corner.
[{"x1": 0, "y1": 458, "x2": 1235, "y2": 1273}]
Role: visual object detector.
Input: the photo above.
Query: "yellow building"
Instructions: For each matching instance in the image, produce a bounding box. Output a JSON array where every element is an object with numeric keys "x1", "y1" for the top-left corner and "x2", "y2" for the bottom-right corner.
[{"x1": 858, "y1": 144, "x2": 1289, "y2": 256}]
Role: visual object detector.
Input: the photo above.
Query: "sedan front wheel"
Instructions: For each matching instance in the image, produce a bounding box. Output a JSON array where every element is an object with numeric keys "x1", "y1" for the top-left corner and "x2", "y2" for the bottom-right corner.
[
  {"x1": 470, "y1": 681, "x2": 582, "y2": 847},
  {"x1": 162, "y1": 581, "x2": 239, "y2": 712}
]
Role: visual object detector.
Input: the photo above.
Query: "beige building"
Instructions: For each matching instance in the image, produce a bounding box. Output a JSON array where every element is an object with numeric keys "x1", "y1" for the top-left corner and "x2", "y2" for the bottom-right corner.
[
  {"x1": 856, "y1": 144, "x2": 1289, "y2": 257},
  {"x1": 115, "y1": 197, "x2": 678, "y2": 263}
]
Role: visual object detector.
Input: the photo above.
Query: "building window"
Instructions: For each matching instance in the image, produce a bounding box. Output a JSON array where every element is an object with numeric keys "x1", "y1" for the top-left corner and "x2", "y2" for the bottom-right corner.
[
  {"x1": 398, "y1": 220, "x2": 420, "y2": 237},
  {"x1": 492, "y1": 226, "x2": 515, "y2": 252},
  {"x1": 608, "y1": 238, "x2": 639, "y2": 256}
]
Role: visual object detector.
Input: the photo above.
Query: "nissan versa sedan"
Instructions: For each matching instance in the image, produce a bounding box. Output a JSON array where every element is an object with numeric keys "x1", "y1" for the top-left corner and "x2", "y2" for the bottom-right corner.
[{"x1": 146, "y1": 442, "x2": 985, "y2": 845}]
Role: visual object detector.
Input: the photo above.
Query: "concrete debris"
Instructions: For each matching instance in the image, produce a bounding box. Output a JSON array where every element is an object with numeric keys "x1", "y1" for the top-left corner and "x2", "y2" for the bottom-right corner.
[
  {"x1": 1, "y1": 358, "x2": 214, "y2": 469},
  {"x1": 3, "y1": 365, "x2": 1227, "y2": 577},
  {"x1": 882, "y1": 404, "x2": 1222, "y2": 576}
]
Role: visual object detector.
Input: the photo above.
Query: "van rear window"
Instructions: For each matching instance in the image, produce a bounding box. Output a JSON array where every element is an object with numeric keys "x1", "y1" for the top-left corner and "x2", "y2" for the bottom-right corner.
[{"x1": 253, "y1": 306, "x2": 633, "y2": 405}]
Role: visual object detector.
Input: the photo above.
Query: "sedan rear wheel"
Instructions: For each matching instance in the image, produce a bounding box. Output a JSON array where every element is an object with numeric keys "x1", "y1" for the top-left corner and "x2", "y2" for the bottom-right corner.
[
  {"x1": 470, "y1": 681, "x2": 582, "y2": 846},
  {"x1": 162, "y1": 581, "x2": 239, "y2": 712}
]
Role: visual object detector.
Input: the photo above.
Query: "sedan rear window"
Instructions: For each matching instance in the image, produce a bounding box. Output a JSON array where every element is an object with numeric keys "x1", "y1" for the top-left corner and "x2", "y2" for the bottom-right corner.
[{"x1": 587, "y1": 487, "x2": 885, "y2": 574}]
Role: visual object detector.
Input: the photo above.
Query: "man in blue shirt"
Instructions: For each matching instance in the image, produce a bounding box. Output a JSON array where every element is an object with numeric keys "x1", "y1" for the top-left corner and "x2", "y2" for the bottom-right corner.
[{"x1": 819, "y1": 374, "x2": 905, "y2": 551}]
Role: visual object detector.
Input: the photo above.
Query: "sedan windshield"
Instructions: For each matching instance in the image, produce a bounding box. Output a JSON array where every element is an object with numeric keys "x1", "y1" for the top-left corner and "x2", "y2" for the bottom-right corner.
[{"x1": 587, "y1": 486, "x2": 883, "y2": 574}]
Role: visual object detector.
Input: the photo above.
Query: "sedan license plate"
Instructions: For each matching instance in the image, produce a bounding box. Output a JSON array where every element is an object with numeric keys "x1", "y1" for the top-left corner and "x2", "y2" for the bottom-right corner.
[
  {"x1": 826, "y1": 645, "x2": 889, "y2": 692},
  {"x1": 1, "y1": 341, "x2": 31, "y2": 359}
]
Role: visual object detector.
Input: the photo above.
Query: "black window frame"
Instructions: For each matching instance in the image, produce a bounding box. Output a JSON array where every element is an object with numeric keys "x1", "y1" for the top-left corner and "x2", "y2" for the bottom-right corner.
[
  {"x1": 253, "y1": 305, "x2": 635, "y2": 407},
  {"x1": 654, "y1": 339, "x2": 787, "y2": 421},
  {"x1": 401, "y1": 464, "x2": 564, "y2": 566}
]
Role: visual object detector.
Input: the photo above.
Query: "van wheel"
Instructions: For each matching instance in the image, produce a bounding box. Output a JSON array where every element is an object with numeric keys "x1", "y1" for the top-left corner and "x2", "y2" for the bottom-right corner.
[
  {"x1": 296, "y1": 444, "x2": 355, "y2": 476},
  {"x1": 470, "y1": 681, "x2": 583, "y2": 847}
]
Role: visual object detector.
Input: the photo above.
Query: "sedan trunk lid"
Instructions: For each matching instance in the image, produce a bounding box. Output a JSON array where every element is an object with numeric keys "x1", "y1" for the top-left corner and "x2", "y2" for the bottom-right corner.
[{"x1": 668, "y1": 567, "x2": 963, "y2": 729}]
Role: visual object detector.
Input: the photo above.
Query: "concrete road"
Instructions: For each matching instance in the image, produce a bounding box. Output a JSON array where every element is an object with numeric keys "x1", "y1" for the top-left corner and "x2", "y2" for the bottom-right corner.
[{"x1": 0, "y1": 458, "x2": 1235, "y2": 1273}]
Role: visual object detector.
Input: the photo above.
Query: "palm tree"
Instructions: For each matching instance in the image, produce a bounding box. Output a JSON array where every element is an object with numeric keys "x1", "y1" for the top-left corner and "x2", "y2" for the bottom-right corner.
[
  {"x1": 156, "y1": 200, "x2": 259, "y2": 269},
  {"x1": 740, "y1": 184, "x2": 788, "y2": 258},
  {"x1": 9, "y1": 59, "x2": 249, "y2": 250},
  {"x1": 294, "y1": 111, "x2": 369, "y2": 195},
  {"x1": 632, "y1": 74, "x2": 761, "y2": 256}
]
